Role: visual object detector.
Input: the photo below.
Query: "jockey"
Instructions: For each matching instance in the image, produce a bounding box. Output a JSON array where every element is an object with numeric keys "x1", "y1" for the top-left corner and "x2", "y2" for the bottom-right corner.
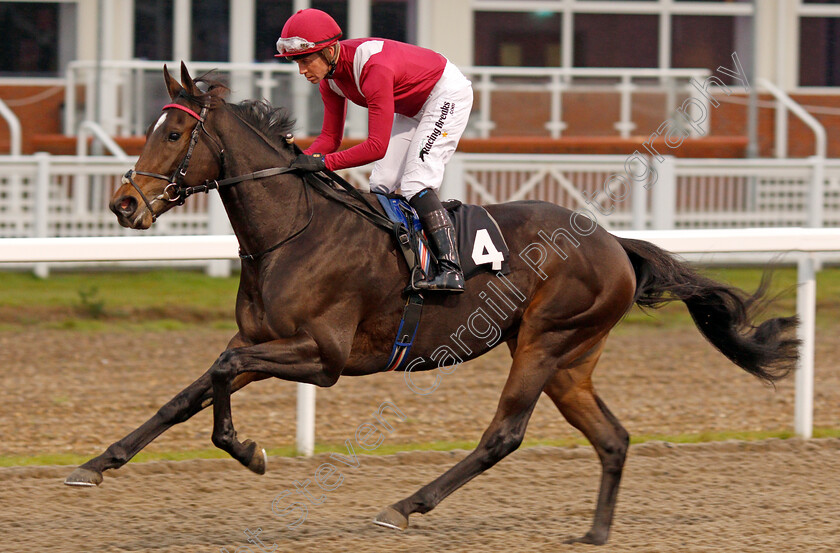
[{"x1": 276, "y1": 8, "x2": 473, "y2": 293}]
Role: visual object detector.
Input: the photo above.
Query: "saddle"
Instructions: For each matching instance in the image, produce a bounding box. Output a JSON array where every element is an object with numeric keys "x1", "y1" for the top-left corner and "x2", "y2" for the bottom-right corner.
[{"x1": 375, "y1": 193, "x2": 511, "y2": 283}]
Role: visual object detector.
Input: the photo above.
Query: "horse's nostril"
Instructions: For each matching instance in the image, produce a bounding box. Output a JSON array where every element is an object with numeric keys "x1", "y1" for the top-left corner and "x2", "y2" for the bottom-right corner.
[{"x1": 112, "y1": 195, "x2": 137, "y2": 217}]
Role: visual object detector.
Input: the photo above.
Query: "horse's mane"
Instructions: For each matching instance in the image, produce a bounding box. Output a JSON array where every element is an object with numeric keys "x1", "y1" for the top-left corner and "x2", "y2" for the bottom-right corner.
[{"x1": 185, "y1": 74, "x2": 297, "y2": 150}]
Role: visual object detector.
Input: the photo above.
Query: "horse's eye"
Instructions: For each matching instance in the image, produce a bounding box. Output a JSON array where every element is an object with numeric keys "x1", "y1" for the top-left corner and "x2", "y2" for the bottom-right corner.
[{"x1": 168, "y1": 132, "x2": 181, "y2": 142}]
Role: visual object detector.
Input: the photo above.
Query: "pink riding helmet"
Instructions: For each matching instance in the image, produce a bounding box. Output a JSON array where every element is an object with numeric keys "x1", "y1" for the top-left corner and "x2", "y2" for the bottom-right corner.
[{"x1": 275, "y1": 9, "x2": 342, "y2": 58}]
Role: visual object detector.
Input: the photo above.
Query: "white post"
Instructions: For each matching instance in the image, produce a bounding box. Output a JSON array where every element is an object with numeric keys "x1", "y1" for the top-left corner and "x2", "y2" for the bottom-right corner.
[
  {"x1": 205, "y1": 194, "x2": 231, "y2": 277},
  {"x1": 416, "y1": 0, "x2": 432, "y2": 48},
  {"x1": 345, "y1": 0, "x2": 370, "y2": 138},
  {"x1": 98, "y1": 0, "x2": 119, "y2": 134},
  {"x1": 687, "y1": 73, "x2": 710, "y2": 136},
  {"x1": 631, "y1": 160, "x2": 648, "y2": 230},
  {"x1": 0, "y1": 99, "x2": 22, "y2": 156},
  {"x1": 614, "y1": 75, "x2": 636, "y2": 137},
  {"x1": 440, "y1": 154, "x2": 466, "y2": 202},
  {"x1": 651, "y1": 155, "x2": 676, "y2": 229},
  {"x1": 33, "y1": 153, "x2": 51, "y2": 279},
  {"x1": 809, "y1": 155, "x2": 825, "y2": 227},
  {"x1": 545, "y1": 74, "x2": 567, "y2": 138},
  {"x1": 296, "y1": 383, "x2": 316, "y2": 456},
  {"x1": 794, "y1": 254, "x2": 816, "y2": 439},
  {"x1": 229, "y1": 0, "x2": 256, "y2": 104},
  {"x1": 173, "y1": 0, "x2": 192, "y2": 63},
  {"x1": 64, "y1": 64, "x2": 77, "y2": 135},
  {"x1": 291, "y1": 74, "x2": 311, "y2": 136},
  {"x1": 774, "y1": 101, "x2": 787, "y2": 158},
  {"x1": 0, "y1": 99, "x2": 23, "y2": 240},
  {"x1": 477, "y1": 72, "x2": 494, "y2": 138},
  {"x1": 290, "y1": 0, "x2": 312, "y2": 135}
]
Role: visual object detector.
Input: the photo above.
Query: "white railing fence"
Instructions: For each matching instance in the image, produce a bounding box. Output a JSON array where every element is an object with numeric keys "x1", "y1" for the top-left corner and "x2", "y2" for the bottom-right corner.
[
  {"x1": 0, "y1": 153, "x2": 838, "y2": 252},
  {"x1": 0, "y1": 153, "x2": 231, "y2": 276},
  {"x1": 437, "y1": 155, "x2": 840, "y2": 230},
  {"x1": 0, "y1": 229, "x2": 837, "y2": 452}
]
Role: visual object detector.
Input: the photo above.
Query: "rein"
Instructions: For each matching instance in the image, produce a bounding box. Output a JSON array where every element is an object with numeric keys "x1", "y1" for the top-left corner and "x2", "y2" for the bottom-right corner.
[{"x1": 128, "y1": 100, "x2": 402, "y2": 260}]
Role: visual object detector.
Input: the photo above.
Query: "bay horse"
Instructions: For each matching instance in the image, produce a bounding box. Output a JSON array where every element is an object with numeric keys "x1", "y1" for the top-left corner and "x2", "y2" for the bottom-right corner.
[{"x1": 65, "y1": 63, "x2": 798, "y2": 545}]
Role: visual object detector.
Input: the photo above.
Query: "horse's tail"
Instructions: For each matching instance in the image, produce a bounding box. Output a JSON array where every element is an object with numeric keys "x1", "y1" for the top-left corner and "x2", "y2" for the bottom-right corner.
[{"x1": 616, "y1": 236, "x2": 799, "y2": 383}]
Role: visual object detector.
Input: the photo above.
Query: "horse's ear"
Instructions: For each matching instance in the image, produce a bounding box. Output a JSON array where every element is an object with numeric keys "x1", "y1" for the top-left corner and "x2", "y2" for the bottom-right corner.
[
  {"x1": 164, "y1": 64, "x2": 183, "y2": 100},
  {"x1": 180, "y1": 61, "x2": 200, "y2": 96}
]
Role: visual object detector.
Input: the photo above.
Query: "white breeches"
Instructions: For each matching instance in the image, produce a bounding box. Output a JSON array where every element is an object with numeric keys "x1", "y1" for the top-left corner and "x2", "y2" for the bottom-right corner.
[{"x1": 369, "y1": 61, "x2": 473, "y2": 200}]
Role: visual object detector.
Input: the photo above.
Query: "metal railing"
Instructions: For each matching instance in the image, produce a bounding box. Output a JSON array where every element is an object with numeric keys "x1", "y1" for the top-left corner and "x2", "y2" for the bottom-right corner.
[
  {"x1": 0, "y1": 98, "x2": 22, "y2": 156},
  {"x1": 461, "y1": 66, "x2": 711, "y2": 138},
  {"x1": 759, "y1": 78, "x2": 827, "y2": 227},
  {"x1": 64, "y1": 60, "x2": 712, "y2": 140},
  {"x1": 76, "y1": 121, "x2": 129, "y2": 159}
]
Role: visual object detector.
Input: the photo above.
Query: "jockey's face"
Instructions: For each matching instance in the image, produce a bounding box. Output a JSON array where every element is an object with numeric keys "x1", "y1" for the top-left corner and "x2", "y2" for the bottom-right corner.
[{"x1": 294, "y1": 50, "x2": 330, "y2": 84}]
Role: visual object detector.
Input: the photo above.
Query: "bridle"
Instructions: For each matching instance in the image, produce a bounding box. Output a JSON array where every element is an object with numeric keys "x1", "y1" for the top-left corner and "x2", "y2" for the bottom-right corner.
[
  {"x1": 122, "y1": 100, "x2": 308, "y2": 258},
  {"x1": 121, "y1": 97, "x2": 396, "y2": 260},
  {"x1": 122, "y1": 102, "x2": 225, "y2": 222}
]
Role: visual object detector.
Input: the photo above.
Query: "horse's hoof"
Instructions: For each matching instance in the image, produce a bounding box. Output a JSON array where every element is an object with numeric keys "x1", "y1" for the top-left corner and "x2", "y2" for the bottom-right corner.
[
  {"x1": 244, "y1": 440, "x2": 267, "y2": 475},
  {"x1": 64, "y1": 467, "x2": 103, "y2": 487},
  {"x1": 372, "y1": 506, "x2": 409, "y2": 531},
  {"x1": 563, "y1": 532, "x2": 607, "y2": 545}
]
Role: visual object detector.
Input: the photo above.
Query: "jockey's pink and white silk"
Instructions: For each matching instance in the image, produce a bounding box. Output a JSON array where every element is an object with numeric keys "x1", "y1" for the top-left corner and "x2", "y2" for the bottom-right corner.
[{"x1": 303, "y1": 38, "x2": 473, "y2": 200}]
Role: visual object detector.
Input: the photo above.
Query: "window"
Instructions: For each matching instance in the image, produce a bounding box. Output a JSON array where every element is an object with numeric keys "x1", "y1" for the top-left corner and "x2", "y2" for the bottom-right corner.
[
  {"x1": 135, "y1": 0, "x2": 174, "y2": 60},
  {"x1": 372, "y1": 0, "x2": 411, "y2": 43},
  {"x1": 312, "y1": 0, "x2": 348, "y2": 36},
  {"x1": 255, "y1": 0, "x2": 293, "y2": 61},
  {"x1": 474, "y1": 11, "x2": 562, "y2": 67},
  {"x1": 573, "y1": 14, "x2": 658, "y2": 68},
  {"x1": 193, "y1": 0, "x2": 230, "y2": 62},
  {"x1": 0, "y1": 3, "x2": 62, "y2": 76},
  {"x1": 800, "y1": 17, "x2": 840, "y2": 86},
  {"x1": 671, "y1": 15, "x2": 751, "y2": 85}
]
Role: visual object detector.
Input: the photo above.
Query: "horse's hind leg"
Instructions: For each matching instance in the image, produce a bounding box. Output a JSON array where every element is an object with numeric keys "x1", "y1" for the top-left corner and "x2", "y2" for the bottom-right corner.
[
  {"x1": 374, "y1": 329, "x2": 605, "y2": 531},
  {"x1": 543, "y1": 337, "x2": 629, "y2": 545}
]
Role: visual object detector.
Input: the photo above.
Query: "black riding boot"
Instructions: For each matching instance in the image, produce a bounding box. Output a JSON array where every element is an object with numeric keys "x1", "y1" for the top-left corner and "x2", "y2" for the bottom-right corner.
[{"x1": 409, "y1": 188, "x2": 465, "y2": 293}]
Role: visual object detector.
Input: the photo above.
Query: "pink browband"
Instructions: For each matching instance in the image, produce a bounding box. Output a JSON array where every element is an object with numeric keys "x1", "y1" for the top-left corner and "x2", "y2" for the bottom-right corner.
[{"x1": 162, "y1": 103, "x2": 203, "y2": 121}]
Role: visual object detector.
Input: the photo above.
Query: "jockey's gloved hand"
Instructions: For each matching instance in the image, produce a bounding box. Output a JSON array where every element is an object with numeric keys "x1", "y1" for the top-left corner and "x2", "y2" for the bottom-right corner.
[{"x1": 291, "y1": 153, "x2": 327, "y2": 173}]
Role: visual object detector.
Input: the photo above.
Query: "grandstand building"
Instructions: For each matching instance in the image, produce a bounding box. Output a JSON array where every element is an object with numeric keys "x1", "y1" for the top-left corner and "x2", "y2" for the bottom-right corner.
[{"x1": 1, "y1": 0, "x2": 839, "y2": 157}]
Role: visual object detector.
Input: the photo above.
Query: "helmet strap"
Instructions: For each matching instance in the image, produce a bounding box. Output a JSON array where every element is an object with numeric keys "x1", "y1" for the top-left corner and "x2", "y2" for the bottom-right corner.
[{"x1": 323, "y1": 43, "x2": 339, "y2": 78}]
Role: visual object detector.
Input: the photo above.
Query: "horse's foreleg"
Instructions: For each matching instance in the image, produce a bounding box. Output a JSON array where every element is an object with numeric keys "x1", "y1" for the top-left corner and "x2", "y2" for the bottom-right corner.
[
  {"x1": 64, "y1": 368, "x2": 262, "y2": 487},
  {"x1": 64, "y1": 370, "x2": 214, "y2": 486},
  {"x1": 543, "y1": 338, "x2": 629, "y2": 546},
  {"x1": 208, "y1": 334, "x2": 337, "y2": 474}
]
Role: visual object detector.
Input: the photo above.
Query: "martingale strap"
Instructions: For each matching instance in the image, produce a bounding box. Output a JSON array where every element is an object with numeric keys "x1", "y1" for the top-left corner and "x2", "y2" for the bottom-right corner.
[
  {"x1": 372, "y1": 195, "x2": 431, "y2": 372},
  {"x1": 384, "y1": 293, "x2": 425, "y2": 372}
]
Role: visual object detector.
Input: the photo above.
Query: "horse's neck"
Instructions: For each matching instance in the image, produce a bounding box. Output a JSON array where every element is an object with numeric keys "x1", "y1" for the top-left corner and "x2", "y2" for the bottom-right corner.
[{"x1": 214, "y1": 113, "x2": 310, "y2": 257}]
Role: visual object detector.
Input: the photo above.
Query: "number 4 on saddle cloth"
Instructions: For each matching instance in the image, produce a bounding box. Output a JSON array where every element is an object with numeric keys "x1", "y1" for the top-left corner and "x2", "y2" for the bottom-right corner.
[
  {"x1": 375, "y1": 193, "x2": 512, "y2": 372},
  {"x1": 375, "y1": 193, "x2": 511, "y2": 284}
]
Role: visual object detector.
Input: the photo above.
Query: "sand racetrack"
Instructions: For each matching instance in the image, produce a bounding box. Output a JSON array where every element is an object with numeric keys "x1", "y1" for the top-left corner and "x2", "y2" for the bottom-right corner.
[{"x1": 1, "y1": 323, "x2": 839, "y2": 551}]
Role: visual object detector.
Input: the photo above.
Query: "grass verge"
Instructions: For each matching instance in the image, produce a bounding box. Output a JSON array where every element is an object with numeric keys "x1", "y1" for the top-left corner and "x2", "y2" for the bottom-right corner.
[
  {"x1": 4, "y1": 427, "x2": 839, "y2": 468},
  {"x1": 1, "y1": 266, "x2": 838, "y2": 330}
]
